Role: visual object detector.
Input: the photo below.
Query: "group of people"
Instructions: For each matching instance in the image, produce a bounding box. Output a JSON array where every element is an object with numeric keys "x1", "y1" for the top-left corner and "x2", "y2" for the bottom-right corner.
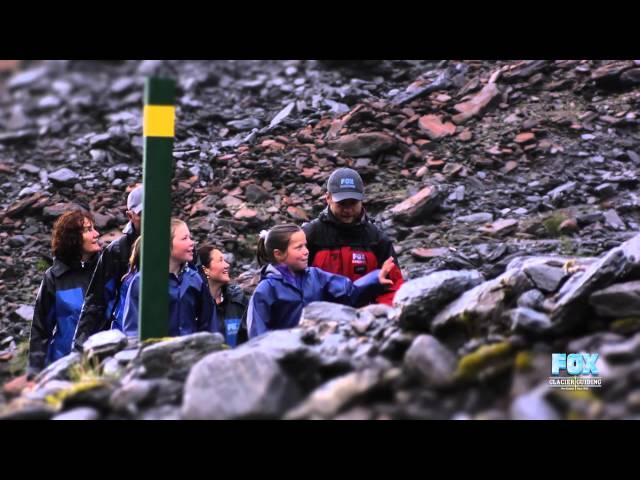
[{"x1": 27, "y1": 167, "x2": 405, "y2": 377}]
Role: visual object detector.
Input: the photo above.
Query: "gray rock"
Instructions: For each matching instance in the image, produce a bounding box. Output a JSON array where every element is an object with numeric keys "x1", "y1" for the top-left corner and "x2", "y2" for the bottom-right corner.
[
  {"x1": 34, "y1": 352, "x2": 82, "y2": 387},
  {"x1": 517, "y1": 290, "x2": 546, "y2": 310},
  {"x1": 136, "y1": 332, "x2": 225, "y2": 380},
  {"x1": 12, "y1": 304, "x2": 34, "y2": 322},
  {"x1": 109, "y1": 379, "x2": 156, "y2": 414},
  {"x1": 37, "y1": 95, "x2": 62, "y2": 110},
  {"x1": 299, "y1": 301, "x2": 359, "y2": 326},
  {"x1": 245, "y1": 184, "x2": 271, "y2": 203},
  {"x1": 603, "y1": 209, "x2": 626, "y2": 230},
  {"x1": 83, "y1": 329, "x2": 128, "y2": 359},
  {"x1": 456, "y1": 212, "x2": 493, "y2": 224},
  {"x1": 52, "y1": 407, "x2": 100, "y2": 421},
  {"x1": 523, "y1": 264, "x2": 566, "y2": 293},
  {"x1": 551, "y1": 232, "x2": 640, "y2": 333},
  {"x1": 432, "y1": 268, "x2": 533, "y2": 334},
  {"x1": 269, "y1": 102, "x2": 295, "y2": 128},
  {"x1": 285, "y1": 369, "x2": 384, "y2": 419},
  {"x1": 8, "y1": 66, "x2": 47, "y2": 89},
  {"x1": 589, "y1": 280, "x2": 640, "y2": 317},
  {"x1": 404, "y1": 335, "x2": 457, "y2": 387},
  {"x1": 8, "y1": 235, "x2": 27, "y2": 247},
  {"x1": 600, "y1": 332, "x2": 640, "y2": 363},
  {"x1": 114, "y1": 349, "x2": 139, "y2": 364},
  {"x1": 102, "y1": 357, "x2": 124, "y2": 378},
  {"x1": 48, "y1": 168, "x2": 79, "y2": 186},
  {"x1": 510, "y1": 385, "x2": 560, "y2": 420},
  {"x1": 227, "y1": 118, "x2": 261, "y2": 131},
  {"x1": 182, "y1": 348, "x2": 302, "y2": 419},
  {"x1": 594, "y1": 183, "x2": 616, "y2": 198},
  {"x1": 509, "y1": 308, "x2": 552, "y2": 335},
  {"x1": 394, "y1": 270, "x2": 484, "y2": 331},
  {"x1": 547, "y1": 181, "x2": 577, "y2": 204}
]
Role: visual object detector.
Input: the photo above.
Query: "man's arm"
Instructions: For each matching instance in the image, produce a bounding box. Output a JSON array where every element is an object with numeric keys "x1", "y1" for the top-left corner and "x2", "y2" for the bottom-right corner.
[
  {"x1": 72, "y1": 247, "x2": 114, "y2": 350},
  {"x1": 374, "y1": 232, "x2": 404, "y2": 305}
]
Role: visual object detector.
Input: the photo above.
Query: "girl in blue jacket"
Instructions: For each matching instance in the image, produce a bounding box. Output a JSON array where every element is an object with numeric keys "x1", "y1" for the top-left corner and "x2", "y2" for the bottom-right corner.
[
  {"x1": 123, "y1": 218, "x2": 208, "y2": 338},
  {"x1": 247, "y1": 224, "x2": 394, "y2": 339}
]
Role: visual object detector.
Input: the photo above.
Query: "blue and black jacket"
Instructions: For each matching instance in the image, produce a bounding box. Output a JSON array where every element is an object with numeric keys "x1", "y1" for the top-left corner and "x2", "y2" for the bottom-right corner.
[
  {"x1": 28, "y1": 254, "x2": 99, "y2": 375},
  {"x1": 122, "y1": 265, "x2": 209, "y2": 337},
  {"x1": 247, "y1": 264, "x2": 384, "y2": 339},
  {"x1": 72, "y1": 222, "x2": 139, "y2": 349},
  {"x1": 203, "y1": 283, "x2": 248, "y2": 347}
]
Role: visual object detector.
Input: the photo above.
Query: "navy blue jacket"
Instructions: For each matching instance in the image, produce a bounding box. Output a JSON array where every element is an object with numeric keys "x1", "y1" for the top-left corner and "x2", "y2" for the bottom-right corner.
[
  {"x1": 247, "y1": 264, "x2": 384, "y2": 339},
  {"x1": 122, "y1": 265, "x2": 208, "y2": 337},
  {"x1": 203, "y1": 283, "x2": 248, "y2": 347},
  {"x1": 28, "y1": 255, "x2": 98, "y2": 375}
]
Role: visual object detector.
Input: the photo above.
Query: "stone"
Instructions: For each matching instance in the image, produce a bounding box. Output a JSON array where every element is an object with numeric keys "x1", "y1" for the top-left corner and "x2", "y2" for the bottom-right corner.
[
  {"x1": 394, "y1": 270, "x2": 484, "y2": 331},
  {"x1": 589, "y1": 280, "x2": 640, "y2": 317},
  {"x1": 328, "y1": 132, "x2": 396, "y2": 157},
  {"x1": 404, "y1": 335, "x2": 457, "y2": 387},
  {"x1": 285, "y1": 369, "x2": 384, "y2": 419},
  {"x1": 52, "y1": 406, "x2": 100, "y2": 421},
  {"x1": 182, "y1": 348, "x2": 302, "y2": 419},
  {"x1": 456, "y1": 212, "x2": 493, "y2": 224},
  {"x1": 82, "y1": 329, "x2": 128, "y2": 360},
  {"x1": 48, "y1": 168, "x2": 79, "y2": 186},
  {"x1": 390, "y1": 186, "x2": 441, "y2": 224},
  {"x1": 417, "y1": 115, "x2": 456, "y2": 140},
  {"x1": 523, "y1": 264, "x2": 566, "y2": 293},
  {"x1": 510, "y1": 308, "x2": 552, "y2": 335}
]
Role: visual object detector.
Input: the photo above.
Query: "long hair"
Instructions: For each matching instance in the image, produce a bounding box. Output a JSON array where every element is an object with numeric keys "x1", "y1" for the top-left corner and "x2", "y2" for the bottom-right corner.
[
  {"x1": 256, "y1": 224, "x2": 302, "y2": 266},
  {"x1": 170, "y1": 218, "x2": 187, "y2": 251},
  {"x1": 51, "y1": 210, "x2": 96, "y2": 265}
]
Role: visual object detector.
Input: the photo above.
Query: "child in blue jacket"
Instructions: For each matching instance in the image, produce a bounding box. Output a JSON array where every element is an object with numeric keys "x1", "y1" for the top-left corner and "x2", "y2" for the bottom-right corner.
[
  {"x1": 247, "y1": 224, "x2": 394, "y2": 339},
  {"x1": 123, "y1": 219, "x2": 208, "y2": 338}
]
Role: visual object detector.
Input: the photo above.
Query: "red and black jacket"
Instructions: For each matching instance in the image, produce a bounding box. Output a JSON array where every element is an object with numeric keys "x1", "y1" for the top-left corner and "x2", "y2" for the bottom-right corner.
[{"x1": 302, "y1": 207, "x2": 404, "y2": 306}]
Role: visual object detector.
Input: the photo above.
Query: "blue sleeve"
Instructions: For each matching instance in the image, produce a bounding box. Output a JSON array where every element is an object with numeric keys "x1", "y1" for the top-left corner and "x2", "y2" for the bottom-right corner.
[
  {"x1": 247, "y1": 283, "x2": 273, "y2": 339},
  {"x1": 199, "y1": 282, "x2": 217, "y2": 333},
  {"x1": 122, "y1": 275, "x2": 140, "y2": 338},
  {"x1": 320, "y1": 268, "x2": 383, "y2": 307}
]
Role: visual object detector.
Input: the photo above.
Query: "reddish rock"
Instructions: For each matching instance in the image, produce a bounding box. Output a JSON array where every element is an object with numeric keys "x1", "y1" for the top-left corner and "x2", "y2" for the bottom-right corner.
[
  {"x1": 478, "y1": 219, "x2": 518, "y2": 237},
  {"x1": 2, "y1": 374, "x2": 35, "y2": 398},
  {"x1": 327, "y1": 132, "x2": 396, "y2": 157},
  {"x1": 452, "y1": 82, "x2": 500, "y2": 124},
  {"x1": 234, "y1": 208, "x2": 258, "y2": 220},
  {"x1": 222, "y1": 195, "x2": 243, "y2": 208},
  {"x1": 502, "y1": 161, "x2": 518, "y2": 174},
  {"x1": 390, "y1": 186, "x2": 441, "y2": 224},
  {"x1": 514, "y1": 132, "x2": 536, "y2": 144},
  {"x1": 458, "y1": 129, "x2": 473, "y2": 142},
  {"x1": 426, "y1": 158, "x2": 445, "y2": 169},
  {"x1": 559, "y1": 218, "x2": 579, "y2": 234},
  {"x1": 411, "y1": 247, "x2": 450, "y2": 260},
  {"x1": 418, "y1": 115, "x2": 456, "y2": 140},
  {"x1": 286, "y1": 206, "x2": 309, "y2": 222}
]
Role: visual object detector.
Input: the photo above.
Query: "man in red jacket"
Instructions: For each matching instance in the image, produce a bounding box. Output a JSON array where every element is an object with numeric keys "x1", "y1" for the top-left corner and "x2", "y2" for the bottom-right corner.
[{"x1": 302, "y1": 168, "x2": 404, "y2": 306}]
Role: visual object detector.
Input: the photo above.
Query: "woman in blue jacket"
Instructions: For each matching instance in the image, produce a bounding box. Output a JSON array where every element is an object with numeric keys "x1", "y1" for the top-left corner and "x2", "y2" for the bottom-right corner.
[
  {"x1": 28, "y1": 210, "x2": 102, "y2": 376},
  {"x1": 198, "y1": 245, "x2": 248, "y2": 347},
  {"x1": 123, "y1": 219, "x2": 208, "y2": 337},
  {"x1": 247, "y1": 224, "x2": 394, "y2": 339}
]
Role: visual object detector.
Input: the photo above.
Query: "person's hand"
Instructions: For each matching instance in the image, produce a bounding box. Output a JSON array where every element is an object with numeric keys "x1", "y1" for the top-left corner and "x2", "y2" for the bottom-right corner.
[{"x1": 379, "y1": 257, "x2": 395, "y2": 286}]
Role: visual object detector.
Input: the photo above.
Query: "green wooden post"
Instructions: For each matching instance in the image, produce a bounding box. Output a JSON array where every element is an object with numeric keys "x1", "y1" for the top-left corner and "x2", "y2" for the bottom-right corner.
[{"x1": 139, "y1": 77, "x2": 176, "y2": 340}]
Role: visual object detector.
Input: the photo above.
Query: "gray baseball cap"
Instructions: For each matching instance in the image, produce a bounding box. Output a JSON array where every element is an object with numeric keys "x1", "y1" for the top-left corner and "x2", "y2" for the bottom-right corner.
[
  {"x1": 327, "y1": 168, "x2": 364, "y2": 202},
  {"x1": 127, "y1": 186, "x2": 143, "y2": 214}
]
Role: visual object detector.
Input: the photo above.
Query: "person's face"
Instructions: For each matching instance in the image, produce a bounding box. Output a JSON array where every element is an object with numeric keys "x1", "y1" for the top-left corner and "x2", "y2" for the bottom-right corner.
[
  {"x1": 171, "y1": 224, "x2": 194, "y2": 264},
  {"x1": 274, "y1": 230, "x2": 309, "y2": 272},
  {"x1": 127, "y1": 209, "x2": 142, "y2": 234},
  {"x1": 326, "y1": 194, "x2": 363, "y2": 224},
  {"x1": 204, "y1": 249, "x2": 230, "y2": 285},
  {"x1": 81, "y1": 218, "x2": 101, "y2": 256}
]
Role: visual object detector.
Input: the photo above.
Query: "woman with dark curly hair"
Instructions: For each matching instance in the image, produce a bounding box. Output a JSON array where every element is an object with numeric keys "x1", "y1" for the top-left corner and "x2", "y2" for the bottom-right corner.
[{"x1": 27, "y1": 210, "x2": 101, "y2": 377}]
